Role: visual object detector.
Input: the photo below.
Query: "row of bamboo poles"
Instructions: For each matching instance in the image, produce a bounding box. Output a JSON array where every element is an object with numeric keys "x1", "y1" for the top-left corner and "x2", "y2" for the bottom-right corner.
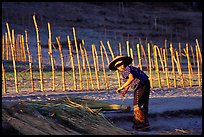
[{"x1": 2, "y1": 15, "x2": 202, "y2": 94}]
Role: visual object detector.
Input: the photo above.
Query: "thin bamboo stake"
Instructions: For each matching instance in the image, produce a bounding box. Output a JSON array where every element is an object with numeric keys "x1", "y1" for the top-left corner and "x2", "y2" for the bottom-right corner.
[
  {"x1": 5, "y1": 33, "x2": 9, "y2": 60},
  {"x1": 156, "y1": 46, "x2": 165, "y2": 73},
  {"x1": 92, "y1": 44, "x2": 100, "y2": 90},
  {"x1": 163, "y1": 49, "x2": 170, "y2": 88},
  {"x1": 170, "y1": 42, "x2": 177, "y2": 88},
  {"x1": 185, "y1": 43, "x2": 192, "y2": 87},
  {"x1": 195, "y1": 45, "x2": 201, "y2": 87},
  {"x1": 107, "y1": 41, "x2": 121, "y2": 87},
  {"x1": 195, "y1": 39, "x2": 202, "y2": 66},
  {"x1": 153, "y1": 45, "x2": 161, "y2": 88},
  {"x1": 47, "y1": 23, "x2": 55, "y2": 91},
  {"x1": 190, "y1": 44, "x2": 196, "y2": 69},
  {"x1": 140, "y1": 45, "x2": 148, "y2": 71},
  {"x1": 100, "y1": 41, "x2": 110, "y2": 66},
  {"x1": 33, "y1": 15, "x2": 44, "y2": 91},
  {"x1": 15, "y1": 36, "x2": 19, "y2": 61},
  {"x1": 67, "y1": 35, "x2": 77, "y2": 90},
  {"x1": 79, "y1": 42, "x2": 88, "y2": 90},
  {"x1": 2, "y1": 35, "x2": 5, "y2": 60},
  {"x1": 11, "y1": 29, "x2": 15, "y2": 61},
  {"x1": 84, "y1": 47, "x2": 94, "y2": 90},
  {"x1": 119, "y1": 42, "x2": 122, "y2": 56},
  {"x1": 126, "y1": 40, "x2": 130, "y2": 56},
  {"x1": 137, "y1": 44, "x2": 142, "y2": 70},
  {"x1": 56, "y1": 37, "x2": 66, "y2": 91},
  {"x1": 25, "y1": 30, "x2": 34, "y2": 92},
  {"x1": 164, "y1": 39, "x2": 168, "y2": 61},
  {"x1": 2, "y1": 63, "x2": 6, "y2": 94},
  {"x1": 147, "y1": 43, "x2": 153, "y2": 88},
  {"x1": 6, "y1": 22, "x2": 19, "y2": 93},
  {"x1": 130, "y1": 48, "x2": 134, "y2": 66},
  {"x1": 178, "y1": 42, "x2": 182, "y2": 63},
  {"x1": 72, "y1": 27, "x2": 82, "y2": 90},
  {"x1": 100, "y1": 45, "x2": 108, "y2": 89},
  {"x1": 21, "y1": 35, "x2": 27, "y2": 62},
  {"x1": 175, "y1": 50, "x2": 184, "y2": 88}
]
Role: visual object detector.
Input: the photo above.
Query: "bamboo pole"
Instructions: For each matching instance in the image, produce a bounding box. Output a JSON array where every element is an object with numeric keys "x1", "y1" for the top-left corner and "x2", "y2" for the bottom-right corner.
[
  {"x1": 100, "y1": 45, "x2": 108, "y2": 89},
  {"x1": 25, "y1": 30, "x2": 35, "y2": 92},
  {"x1": 5, "y1": 33, "x2": 9, "y2": 60},
  {"x1": 195, "y1": 45, "x2": 201, "y2": 87},
  {"x1": 137, "y1": 44, "x2": 142, "y2": 70},
  {"x1": 100, "y1": 41, "x2": 110, "y2": 66},
  {"x1": 11, "y1": 29, "x2": 16, "y2": 61},
  {"x1": 170, "y1": 42, "x2": 177, "y2": 88},
  {"x1": 15, "y1": 36, "x2": 19, "y2": 61},
  {"x1": 190, "y1": 44, "x2": 196, "y2": 69},
  {"x1": 147, "y1": 43, "x2": 153, "y2": 88},
  {"x1": 84, "y1": 47, "x2": 94, "y2": 90},
  {"x1": 130, "y1": 48, "x2": 134, "y2": 66},
  {"x1": 67, "y1": 35, "x2": 77, "y2": 90},
  {"x1": 153, "y1": 45, "x2": 161, "y2": 88},
  {"x1": 72, "y1": 27, "x2": 82, "y2": 90},
  {"x1": 33, "y1": 15, "x2": 44, "y2": 92},
  {"x1": 156, "y1": 46, "x2": 165, "y2": 73},
  {"x1": 6, "y1": 22, "x2": 19, "y2": 93},
  {"x1": 2, "y1": 35, "x2": 5, "y2": 60},
  {"x1": 140, "y1": 45, "x2": 148, "y2": 71},
  {"x1": 126, "y1": 40, "x2": 130, "y2": 56},
  {"x1": 92, "y1": 44, "x2": 100, "y2": 90},
  {"x1": 107, "y1": 41, "x2": 121, "y2": 87},
  {"x1": 119, "y1": 42, "x2": 122, "y2": 56},
  {"x1": 79, "y1": 42, "x2": 89, "y2": 90},
  {"x1": 2, "y1": 63, "x2": 6, "y2": 94},
  {"x1": 48, "y1": 23, "x2": 55, "y2": 91},
  {"x1": 175, "y1": 50, "x2": 184, "y2": 88},
  {"x1": 56, "y1": 37, "x2": 66, "y2": 91},
  {"x1": 195, "y1": 39, "x2": 202, "y2": 66},
  {"x1": 163, "y1": 49, "x2": 170, "y2": 88},
  {"x1": 21, "y1": 35, "x2": 27, "y2": 62},
  {"x1": 185, "y1": 43, "x2": 192, "y2": 87}
]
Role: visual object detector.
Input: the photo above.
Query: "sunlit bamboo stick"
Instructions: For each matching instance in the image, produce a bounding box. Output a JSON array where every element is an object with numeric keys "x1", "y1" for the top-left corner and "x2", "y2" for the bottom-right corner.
[
  {"x1": 72, "y1": 27, "x2": 82, "y2": 90},
  {"x1": 163, "y1": 49, "x2": 170, "y2": 88},
  {"x1": 190, "y1": 44, "x2": 196, "y2": 69},
  {"x1": 2, "y1": 63, "x2": 6, "y2": 94},
  {"x1": 153, "y1": 45, "x2": 161, "y2": 88},
  {"x1": 25, "y1": 30, "x2": 34, "y2": 92},
  {"x1": 175, "y1": 50, "x2": 184, "y2": 88},
  {"x1": 15, "y1": 35, "x2": 19, "y2": 61},
  {"x1": 126, "y1": 40, "x2": 130, "y2": 56},
  {"x1": 33, "y1": 15, "x2": 44, "y2": 91},
  {"x1": 67, "y1": 35, "x2": 77, "y2": 90},
  {"x1": 119, "y1": 42, "x2": 122, "y2": 56},
  {"x1": 84, "y1": 47, "x2": 94, "y2": 90},
  {"x1": 137, "y1": 44, "x2": 142, "y2": 70},
  {"x1": 92, "y1": 44, "x2": 100, "y2": 90},
  {"x1": 195, "y1": 39, "x2": 202, "y2": 66},
  {"x1": 170, "y1": 42, "x2": 177, "y2": 88},
  {"x1": 21, "y1": 35, "x2": 26, "y2": 62},
  {"x1": 185, "y1": 43, "x2": 192, "y2": 87},
  {"x1": 107, "y1": 40, "x2": 121, "y2": 87},
  {"x1": 141, "y1": 45, "x2": 148, "y2": 71},
  {"x1": 195, "y1": 45, "x2": 201, "y2": 87},
  {"x1": 148, "y1": 43, "x2": 153, "y2": 88},
  {"x1": 2, "y1": 35, "x2": 5, "y2": 60},
  {"x1": 155, "y1": 46, "x2": 165, "y2": 72},
  {"x1": 11, "y1": 29, "x2": 16, "y2": 61},
  {"x1": 48, "y1": 23, "x2": 55, "y2": 91},
  {"x1": 130, "y1": 48, "x2": 134, "y2": 66},
  {"x1": 5, "y1": 33, "x2": 9, "y2": 60},
  {"x1": 6, "y1": 22, "x2": 19, "y2": 93},
  {"x1": 100, "y1": 45, "x2": 108, "y2": 89},
  {"x1": 100, "y1": 40, "x2": 110, "y2": 66},
  {"x1": 56, "y1": 37, "x2": 66, "y2": 91}
]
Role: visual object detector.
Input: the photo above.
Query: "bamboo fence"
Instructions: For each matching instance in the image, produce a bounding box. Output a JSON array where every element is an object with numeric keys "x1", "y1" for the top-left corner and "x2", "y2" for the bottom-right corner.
[{"x1": 2, "y1": 18, "x2": 202, "y2": 94}]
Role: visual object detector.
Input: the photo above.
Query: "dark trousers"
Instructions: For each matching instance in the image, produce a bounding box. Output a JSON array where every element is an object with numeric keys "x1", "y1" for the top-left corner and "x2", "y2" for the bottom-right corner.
[{"x1": 133, "y1": 80, "x2": 150, "y2": 127}]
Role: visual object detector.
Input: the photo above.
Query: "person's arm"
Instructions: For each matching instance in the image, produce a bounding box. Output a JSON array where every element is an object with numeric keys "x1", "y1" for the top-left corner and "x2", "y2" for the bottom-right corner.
[{"x1": 116, "y1": 73, "x2": 134, "y2": 92}]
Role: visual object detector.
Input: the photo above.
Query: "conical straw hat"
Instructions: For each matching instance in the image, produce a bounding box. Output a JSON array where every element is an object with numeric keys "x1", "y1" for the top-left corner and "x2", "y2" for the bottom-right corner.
[{"x1": 108, "y1": 56, "x2": 132, "y2": 70}]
